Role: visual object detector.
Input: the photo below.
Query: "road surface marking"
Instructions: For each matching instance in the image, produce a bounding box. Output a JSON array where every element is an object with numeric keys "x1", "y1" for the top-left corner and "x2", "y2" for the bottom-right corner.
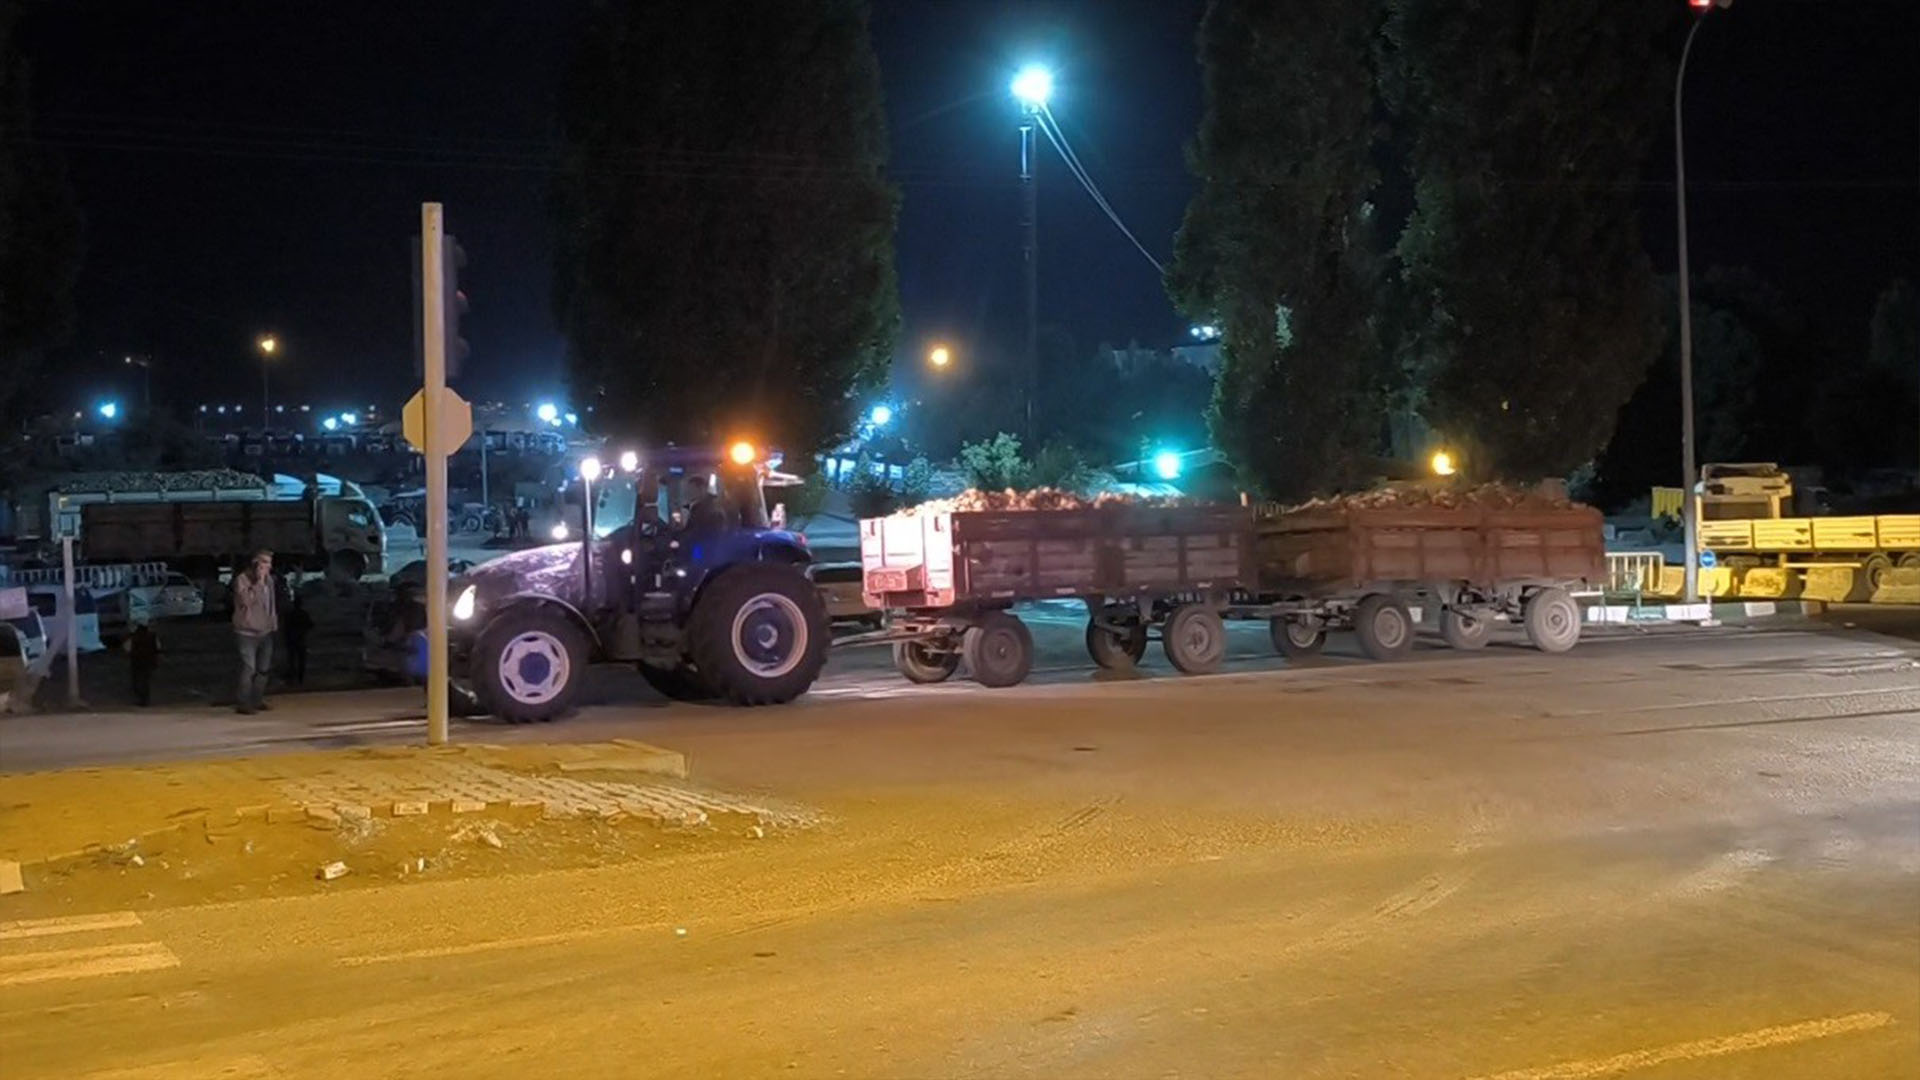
[
  {"x1": 79, "y1": 1052, "x2": 280, "y2": 1079},
  {"x1": 1465, "y1": 1011, "x2": 1895, "y2": 1080},
  {"x1": 0, "y1": 941, "x2": 180, "y2": 988},
  {"x1": 0, "y1": 911, "x2": 142, "y2": 942},
  {"x1": 337, "y1": 921, "x2": 672, "y2": 966}
]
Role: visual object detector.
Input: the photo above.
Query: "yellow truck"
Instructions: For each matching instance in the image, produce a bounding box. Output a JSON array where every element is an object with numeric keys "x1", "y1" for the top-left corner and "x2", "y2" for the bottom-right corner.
[{"x1": 1690, "y1": 463, "x2": 1920, "y2": 600}]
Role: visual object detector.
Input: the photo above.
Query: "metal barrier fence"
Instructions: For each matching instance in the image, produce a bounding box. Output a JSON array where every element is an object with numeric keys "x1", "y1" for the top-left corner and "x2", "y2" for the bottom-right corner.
[
  {"x1": 0, "y1": 561, "x2": 171, "y2": 591},
  {"x1": 1605, "y1": 551, "x2": 1666, "y2": 596}
]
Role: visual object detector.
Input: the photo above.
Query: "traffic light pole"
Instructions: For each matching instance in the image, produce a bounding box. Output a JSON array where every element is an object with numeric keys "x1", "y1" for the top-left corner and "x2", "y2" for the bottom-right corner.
[{"x1": 421, "y1": 202, "x2": 451, "y2": 745}]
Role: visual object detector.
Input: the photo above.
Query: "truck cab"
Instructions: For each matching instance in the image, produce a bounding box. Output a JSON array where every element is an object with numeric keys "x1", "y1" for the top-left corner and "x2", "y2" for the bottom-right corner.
[{"x1": 448, "y1": 442, "x2": 829, "y2": 720}]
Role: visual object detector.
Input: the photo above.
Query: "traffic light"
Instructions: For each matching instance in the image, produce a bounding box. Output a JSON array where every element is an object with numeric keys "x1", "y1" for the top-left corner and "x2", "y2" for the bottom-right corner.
[{"x1": 413, "y1": 234, "x2": 470, "y2": 380}]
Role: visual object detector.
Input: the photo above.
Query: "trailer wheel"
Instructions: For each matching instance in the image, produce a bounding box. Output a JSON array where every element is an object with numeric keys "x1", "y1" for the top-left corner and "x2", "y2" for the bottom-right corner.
[
  {"x1": 689, "y1": 565, "x2": 830, "y2": 705},
  {"x1": 894, "y1": 641, "x2": 960, "y2": 684},
  {"x1": 1522, "y1": 587, "x2": 1581, "y2": 654},
  {"x1": 472, "y1": 605, "x2": 589, "y2": 723},
  {"x1": 1353, "y1": 594, "x2": 1415, "y2": 662},
  {"x1": 1085, "y1": 619, "x2": 1148, "y2": 669},
  {"x1": 1270, "y1": 617, "x2": 1325, "y2": 658},
  {"x1": 1439, "y1": 609, "x2": 1492, "y2": 650},
  {"x1": 964, "y1": 611, "x2": 1033, "y2": 688},
  {"x1": 1163, "y1": 605, "x2": 1226, "y2": 675},
  {"x1": 639, "y1": 662, "x2": 713, "y2": 701}
]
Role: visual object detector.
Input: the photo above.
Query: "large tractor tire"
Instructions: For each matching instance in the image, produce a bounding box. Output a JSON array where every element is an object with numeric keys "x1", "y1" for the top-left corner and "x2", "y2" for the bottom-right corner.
[
  {"x1": 688, "y1": 565, "x2": 830, "y2": 705},
  {"x1": 472, "y1": 604, "x2": 590, "y2": 723},
  {"x1": 1353, "y1": 594, "x2": 1415, "y2": 662},
  {"x1": 963, "y1": 610, "x2": 1034, "y2": 688},
  {"x1": 1523, "y1": 586, "x2": 1581, "y2": 654},
  {"x1": 893, "y1": 641, "x2": 960, "y2": 684},
  {"x1": 639, "y1": 662, "x2": 713, "y2": 702}
]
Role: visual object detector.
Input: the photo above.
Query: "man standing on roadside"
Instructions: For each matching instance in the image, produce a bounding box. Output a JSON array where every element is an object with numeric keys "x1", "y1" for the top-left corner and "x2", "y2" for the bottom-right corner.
[{"x1": 233, "y1": 550, "x2": 278, "y2": 714}]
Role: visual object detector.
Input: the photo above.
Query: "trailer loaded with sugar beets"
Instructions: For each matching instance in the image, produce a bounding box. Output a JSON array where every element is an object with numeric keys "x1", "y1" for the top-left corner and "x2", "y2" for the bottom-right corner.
[{"x1": 855, "y1": 485, "x2": 1606, "y2": 687}]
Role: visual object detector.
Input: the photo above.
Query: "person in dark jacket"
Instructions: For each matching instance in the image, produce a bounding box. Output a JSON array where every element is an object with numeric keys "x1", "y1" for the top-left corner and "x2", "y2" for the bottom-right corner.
[
  {"x1": 283, "y1": 590, "x2": 314, "y2": 686},
  {"x1": 126, "y1": 621, "x2": 161, "y2": 707}
]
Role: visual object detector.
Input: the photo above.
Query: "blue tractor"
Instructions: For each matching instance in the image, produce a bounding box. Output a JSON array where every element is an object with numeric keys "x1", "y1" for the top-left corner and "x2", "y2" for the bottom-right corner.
[{"x1": 448, "y1": 442, "x2": 829, "y2": 721}]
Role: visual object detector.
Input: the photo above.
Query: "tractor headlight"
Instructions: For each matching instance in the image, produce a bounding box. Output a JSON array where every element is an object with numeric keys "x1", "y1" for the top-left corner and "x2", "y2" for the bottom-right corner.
[{"x1": 452, "y1": 585, "x2": 477, "y2": 621}]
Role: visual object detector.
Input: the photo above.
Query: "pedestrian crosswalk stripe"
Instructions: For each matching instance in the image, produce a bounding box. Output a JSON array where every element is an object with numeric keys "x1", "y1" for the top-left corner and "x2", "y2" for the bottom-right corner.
[
  {"x1": 0, "y1": 941, "x2": 180, "y2": 988},
  {"x1": 0, "y1": 911, "x2": 143, "y2": 942}
]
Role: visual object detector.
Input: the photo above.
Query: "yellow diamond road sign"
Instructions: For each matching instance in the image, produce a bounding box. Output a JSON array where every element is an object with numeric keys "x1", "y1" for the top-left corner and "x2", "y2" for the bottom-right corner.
[{"x1": 402, "y1": 386, "x2": 473, "y2": 453}]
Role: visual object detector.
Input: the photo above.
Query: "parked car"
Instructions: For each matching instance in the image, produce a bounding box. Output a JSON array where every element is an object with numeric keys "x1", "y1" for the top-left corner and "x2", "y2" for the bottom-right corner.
[
  {"x1": 129, "y1": 572, "x2": 206, "y2": 622},
  {"x1": 1, "y1": 611, "x2": 48, "y2": 663},
  {"x1": 23, "y1": 587, "x2": 105, "y2": 653},
  {"x1": 810, "y1": 561, "x2": 883, "y2": 630}
]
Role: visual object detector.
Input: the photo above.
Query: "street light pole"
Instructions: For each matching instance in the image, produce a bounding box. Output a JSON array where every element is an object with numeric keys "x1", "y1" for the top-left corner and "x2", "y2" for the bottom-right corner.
[
  {"x1": 124, "y1": 355, "x2": 152, "y2": 415},
  {"x1": 256, "y1": 335, "x2": 278, "y2": 430},
  {"x1": 1019, "y1": 115, "x2": 1038, "y2": 447},
  {"x1": 1675, "y1": 1, "x2": 1725, "y2": 606},
  {"x1": 1012, "y1": 65, "x2": 1051, "y2": 450}
]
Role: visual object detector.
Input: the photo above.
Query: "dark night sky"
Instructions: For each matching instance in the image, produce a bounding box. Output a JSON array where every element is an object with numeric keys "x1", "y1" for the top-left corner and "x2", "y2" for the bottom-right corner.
[{"x1": 18, "y1": 1, "x2": 1918, "y2": 426}]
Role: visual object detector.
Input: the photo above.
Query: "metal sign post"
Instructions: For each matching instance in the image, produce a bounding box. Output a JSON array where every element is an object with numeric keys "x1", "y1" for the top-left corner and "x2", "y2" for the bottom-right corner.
[
  {"x1": 420, "y1": 202, "x2": 451, "y2": 745},
  {"x1": 61, "y1": 534, "x2": 79, "y2": 706}
]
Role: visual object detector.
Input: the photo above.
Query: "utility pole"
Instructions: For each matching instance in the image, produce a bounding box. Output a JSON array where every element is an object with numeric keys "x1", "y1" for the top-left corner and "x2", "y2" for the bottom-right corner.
[
  {"x1": 420, "y1": 203, "x2": 452, "y2": 745},
  {"x1": 1675, "y1": 2, "x2": 1722, "y2": 606},
  {"x1": 1019, "y1": 116, "x2": 1039, "y2": 446}
]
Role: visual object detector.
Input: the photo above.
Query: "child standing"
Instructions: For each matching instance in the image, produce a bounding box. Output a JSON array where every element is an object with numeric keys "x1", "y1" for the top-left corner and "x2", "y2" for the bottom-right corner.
[{"x1": 126, "y1": 621, "x2": 160, "y2": 707}]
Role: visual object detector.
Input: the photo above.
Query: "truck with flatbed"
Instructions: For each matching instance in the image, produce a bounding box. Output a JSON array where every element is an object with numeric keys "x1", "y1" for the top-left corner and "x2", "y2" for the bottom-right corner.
[
  {"x1": 856, "y1": 489, "x2": 1605, "y2": 686},
  {"x1": 1693, "y1": 462, "x2": 1920, "y2": 598}
]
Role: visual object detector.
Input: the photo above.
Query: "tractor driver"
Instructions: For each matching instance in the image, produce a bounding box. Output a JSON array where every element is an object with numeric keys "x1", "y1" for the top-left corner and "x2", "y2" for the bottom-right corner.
[{"x1": 681, "y1": 474, "x2": 729, "y2": 534}]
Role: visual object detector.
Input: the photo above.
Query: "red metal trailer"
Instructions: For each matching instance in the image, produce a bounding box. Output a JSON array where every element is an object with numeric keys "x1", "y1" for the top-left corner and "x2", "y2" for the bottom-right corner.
[{"x1": 854, "y1": 497, "x2": 1607, "y2": 686}]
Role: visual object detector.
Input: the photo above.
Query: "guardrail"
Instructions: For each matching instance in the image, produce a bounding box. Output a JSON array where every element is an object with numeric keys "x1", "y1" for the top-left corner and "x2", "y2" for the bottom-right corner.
[
  {"x1": 0, "y1": 561, "x2": 171, "y2": 590},
  {"x1": 1605, "y1": 551, "x2": 1666, "y2": 596}
]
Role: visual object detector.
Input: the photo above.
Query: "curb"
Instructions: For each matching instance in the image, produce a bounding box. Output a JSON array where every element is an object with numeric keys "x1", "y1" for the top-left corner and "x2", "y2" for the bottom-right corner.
[{"x1": 1582, "y1": 599, "x2": 1825, "y2": 626}]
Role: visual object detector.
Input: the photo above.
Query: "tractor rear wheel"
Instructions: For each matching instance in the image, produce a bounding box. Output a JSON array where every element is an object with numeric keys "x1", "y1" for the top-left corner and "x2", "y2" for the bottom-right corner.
[{"x1": 688, "y1": 565, "x2": 830, "y2": 705}]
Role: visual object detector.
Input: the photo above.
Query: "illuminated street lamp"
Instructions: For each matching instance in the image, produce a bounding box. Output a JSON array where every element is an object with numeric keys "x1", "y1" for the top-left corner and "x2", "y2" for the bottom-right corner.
[
  {"x1": 96, "y1": 401, "x2": 120, "y2": 421},
  {"x1": 869, "y1": 403, "x2": 894, "y2": 428},
  {"x1": 928, "y1": 344, "x2": 952, "y2": 370},
  {"x1": 1153, "y1": 449, "x2": 1183, "y2": 482},
  {"x1": 1430, "y1": 450, "x2": 1457, "y2": 477},
  {"x1": 1011, "y1": 65, "x2": 1053, "y2": 110},
  {"x1": 536, "y1": 402, "x2": 560, "y2": 424},
  {"x1": 1011, "y1": 63, "x2": 1051, "y2": 444},
  {"x1": 256, "y1": 334, "x2": 278, "y2": 428}
]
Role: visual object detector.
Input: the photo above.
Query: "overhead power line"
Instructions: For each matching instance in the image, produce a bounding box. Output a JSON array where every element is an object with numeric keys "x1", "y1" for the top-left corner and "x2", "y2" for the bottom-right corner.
[{"x1": 1035, "y1": 107, "x2": 1167, "y2": 275}]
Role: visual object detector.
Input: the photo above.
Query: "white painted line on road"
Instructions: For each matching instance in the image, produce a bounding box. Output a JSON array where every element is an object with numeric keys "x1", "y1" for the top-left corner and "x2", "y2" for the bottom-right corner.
[
  {"x1": 337, "y1": 921, "x2": 672, "y2": 966},
  {"x1": 0, "y1": 941, "x2": 180, "y2": 988},
  {"x1": 0, "y1": 911, "x2": 142, "y2": 942},
  {"x1": 1464, "y1": 1011, "x2": 1895, "y2": 1080}
]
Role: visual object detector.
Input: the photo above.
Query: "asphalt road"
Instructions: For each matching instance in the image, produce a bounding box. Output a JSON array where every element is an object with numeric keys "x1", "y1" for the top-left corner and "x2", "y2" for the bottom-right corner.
[{"x1": 2, "y1": 614, "x2": 1918, "y2": 1078}]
